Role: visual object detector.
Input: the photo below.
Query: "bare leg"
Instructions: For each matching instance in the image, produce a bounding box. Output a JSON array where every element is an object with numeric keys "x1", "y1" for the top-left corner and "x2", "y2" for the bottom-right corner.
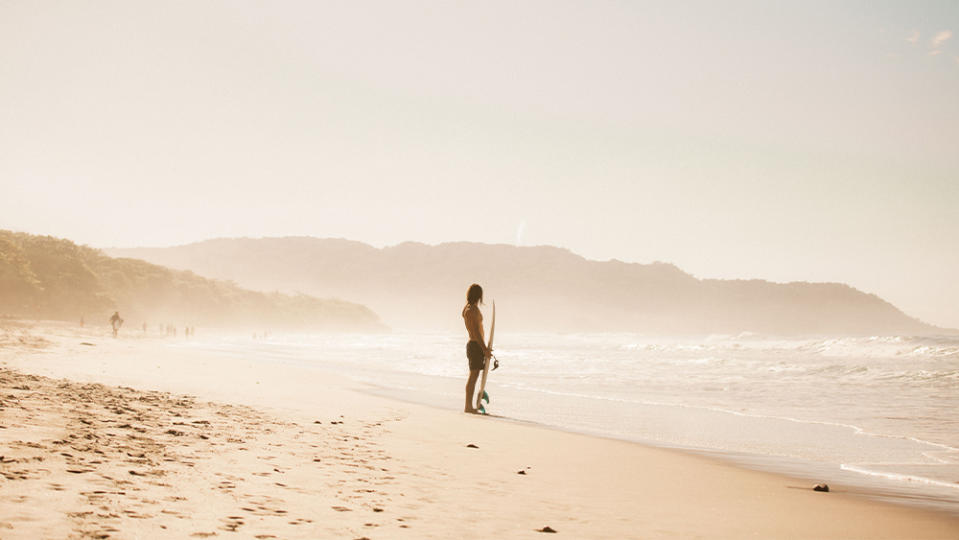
[{"x1": 465, "y1": 369, "x2": 480, "y2": 413}]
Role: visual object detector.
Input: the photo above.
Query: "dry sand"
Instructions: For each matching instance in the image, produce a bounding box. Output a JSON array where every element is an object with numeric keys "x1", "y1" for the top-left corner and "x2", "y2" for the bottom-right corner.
[{"x1": 1, "y1": 321, "x2": 957, "y2": 539}]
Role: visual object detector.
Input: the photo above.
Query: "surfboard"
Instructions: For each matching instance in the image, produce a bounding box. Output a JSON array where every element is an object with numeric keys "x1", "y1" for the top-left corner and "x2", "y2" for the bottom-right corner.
[{"x1": 476, "y1": 300, "x2": 495, "y2": 414}]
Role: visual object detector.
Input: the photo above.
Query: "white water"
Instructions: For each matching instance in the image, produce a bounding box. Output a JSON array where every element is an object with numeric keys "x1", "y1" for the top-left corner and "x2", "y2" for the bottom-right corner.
[{"x1": 180, "y1": 332, "x2": 959, "y2": 514}]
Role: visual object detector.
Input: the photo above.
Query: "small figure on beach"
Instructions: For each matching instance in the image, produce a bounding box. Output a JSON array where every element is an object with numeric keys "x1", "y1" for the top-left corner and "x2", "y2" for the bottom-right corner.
[
  {"x1": 462, "y1": 283, "x2": 491, "y2": 414},
  {"x1": 109, "y1": 311, "x2": 124, "y2": 338}
]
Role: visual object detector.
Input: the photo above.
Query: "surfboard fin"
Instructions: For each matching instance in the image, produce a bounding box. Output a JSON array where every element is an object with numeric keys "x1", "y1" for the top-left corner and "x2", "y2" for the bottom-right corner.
[{"x1": 482, "y1": 390, "x2": 490, "y2": 404}]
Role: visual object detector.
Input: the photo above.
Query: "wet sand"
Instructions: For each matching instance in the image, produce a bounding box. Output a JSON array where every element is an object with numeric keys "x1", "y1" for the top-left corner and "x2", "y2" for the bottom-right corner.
[{"x1": 1, "y1": 321, "x2": 957, "y2": 538}]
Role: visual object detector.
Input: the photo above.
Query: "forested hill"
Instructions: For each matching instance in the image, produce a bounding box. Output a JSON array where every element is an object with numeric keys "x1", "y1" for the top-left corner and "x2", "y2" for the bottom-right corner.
[
  {"x1": 109, "y1": 237, "x2": 948, "y2": 335},
  {"x1": 0, "y1": 231, "x2": 385, "y2": 331}
]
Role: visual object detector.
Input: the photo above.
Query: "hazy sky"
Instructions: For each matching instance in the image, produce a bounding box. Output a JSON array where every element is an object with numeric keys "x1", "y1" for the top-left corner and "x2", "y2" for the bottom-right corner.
[{"x1": 2, "y1": 1, "x2": 958, "y2": 328}]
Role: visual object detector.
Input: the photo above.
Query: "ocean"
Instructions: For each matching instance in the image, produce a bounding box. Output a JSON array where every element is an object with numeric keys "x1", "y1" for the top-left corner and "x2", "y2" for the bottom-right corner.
[{"x1": 187, "y1": 332, "x2": 959, "y2": 515}]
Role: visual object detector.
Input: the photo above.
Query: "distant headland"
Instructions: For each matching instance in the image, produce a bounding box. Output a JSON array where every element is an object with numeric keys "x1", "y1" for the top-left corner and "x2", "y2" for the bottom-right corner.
[
  {"x1": 108, "y1": 236, "x2": 952, "y2": 336},
  {"x1": 0, "y1": 230, "x2": 385, "y2": 332}
]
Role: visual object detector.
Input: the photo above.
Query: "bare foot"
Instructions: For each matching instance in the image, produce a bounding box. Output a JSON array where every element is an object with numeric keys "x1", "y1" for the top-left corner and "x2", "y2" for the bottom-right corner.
[{"x1": 464, "y1": 408, "x2": 478, "y2": 414}]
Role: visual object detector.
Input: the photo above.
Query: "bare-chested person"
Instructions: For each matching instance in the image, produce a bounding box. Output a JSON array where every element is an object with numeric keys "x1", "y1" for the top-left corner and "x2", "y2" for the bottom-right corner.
[
  {"x1": 109, "y1": 311, "x2": 124, "y2": 338},
  {"x1": 462, "y1": 283, "x2": 491, "y2": 414}
]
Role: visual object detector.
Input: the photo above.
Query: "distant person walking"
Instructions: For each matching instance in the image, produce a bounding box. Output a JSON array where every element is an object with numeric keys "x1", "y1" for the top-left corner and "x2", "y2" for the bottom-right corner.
[
  {"x1": 462, "y1": 283, "x2": 491, "y2": 414},
  {"x1": 109, "y1": 311, "x2": 124, "y2": 338}
]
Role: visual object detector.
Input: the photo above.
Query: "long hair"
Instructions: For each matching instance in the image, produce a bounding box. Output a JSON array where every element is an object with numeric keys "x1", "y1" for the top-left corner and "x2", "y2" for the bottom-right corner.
[{"x1": 466, "y1": 283, "x2": 483, "y2": 306}]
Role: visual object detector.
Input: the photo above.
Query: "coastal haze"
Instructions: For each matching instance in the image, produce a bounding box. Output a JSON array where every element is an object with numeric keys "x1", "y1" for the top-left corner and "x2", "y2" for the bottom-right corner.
[
  {"x1": 2, "y1": 1, "x2": 959, "y2": 329},
  {"x1": 0, "y1": 231, "x2": 384, "y2": 332},
  {"x1": 108, "y1": 236, "x2": 946, "y2": 335},
  {"x1": 2, "y1": 1, "x2": 959, "y2": 538}
]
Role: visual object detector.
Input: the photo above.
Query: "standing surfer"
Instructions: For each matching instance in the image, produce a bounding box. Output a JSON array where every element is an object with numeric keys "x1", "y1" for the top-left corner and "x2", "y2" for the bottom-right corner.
[{"x1": 462, "y1": 283, "x2": 491, "y2": 414}]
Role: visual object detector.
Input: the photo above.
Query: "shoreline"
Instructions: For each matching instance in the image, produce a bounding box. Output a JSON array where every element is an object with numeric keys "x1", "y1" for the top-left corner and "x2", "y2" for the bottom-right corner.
[
  {"x1": 2, "y1": 323, "x2": 958, "y2": 538},
  {"x1": 360, "y1": 379, "x2": 959, "y2": 518}
]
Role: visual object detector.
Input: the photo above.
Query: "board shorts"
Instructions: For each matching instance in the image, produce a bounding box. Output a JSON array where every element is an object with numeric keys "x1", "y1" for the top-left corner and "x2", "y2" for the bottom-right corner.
[{"x1": 466, "y1": 340, "x2": 485, "y2": 371}]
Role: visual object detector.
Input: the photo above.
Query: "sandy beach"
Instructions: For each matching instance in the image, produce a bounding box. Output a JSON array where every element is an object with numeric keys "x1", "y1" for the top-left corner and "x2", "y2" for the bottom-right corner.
[
  {"x1": 1, "y1": 322, "x2": 957, "y2": 539},
  {"x1": 6, "y1": 1, "x2": 959, "y2": 537}
]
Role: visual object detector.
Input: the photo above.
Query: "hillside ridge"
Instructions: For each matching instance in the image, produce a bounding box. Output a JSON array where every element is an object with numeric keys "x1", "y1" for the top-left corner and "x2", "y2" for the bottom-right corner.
[
  {"x1": 108, "y1": 236, "x2": 947, "y2": 335},
  {"x1": 1, "y1": 231, "x2": 385, "y2": 332}
]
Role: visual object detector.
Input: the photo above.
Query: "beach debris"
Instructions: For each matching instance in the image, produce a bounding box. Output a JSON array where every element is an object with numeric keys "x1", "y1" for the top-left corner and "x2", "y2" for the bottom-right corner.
[
  {"x1": 538, "y1": 526, "x2": 558, "y2": 533},
  {"x1": 313, "y1": 420, "x2": 322, "y2": 424},
  {"x1": 517, "y1": 470, "x2": 527, "y2": 475},
  {"x1": 813, "y1": 483, "x2": 830, "y2": 492},
  {"x1": 332, "y1": 506, "x2": 352, "y2": 512},
  {"x1": 79, "y1": 342, "x2": 96, "y2": 346},
  {"x1": 466, "y1": 443, "x2": 479, "y2": 448}
]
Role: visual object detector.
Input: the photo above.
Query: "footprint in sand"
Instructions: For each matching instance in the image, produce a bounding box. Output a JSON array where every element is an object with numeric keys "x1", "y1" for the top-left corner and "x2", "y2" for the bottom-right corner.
[{"x1": 219, "y1": 516, "x2": 244, "y2": 532}]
